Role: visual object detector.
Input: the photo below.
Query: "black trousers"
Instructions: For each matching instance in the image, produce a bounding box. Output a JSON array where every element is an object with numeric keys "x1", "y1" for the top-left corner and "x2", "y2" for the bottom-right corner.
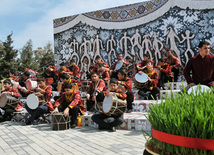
[
  {"x1": 158, "y1": 72, "x2": 172, "y2": 88},
  {"x1": 0, "y1": 108, "x2": 15, "y2": 122},
  {"x1": 86, "y1": 92, "x2": 104, "y2": 111},
  {"x1": 172, "y1": 67, "x2": 179, "y2": 82},
  {"x1": 92, "y1": 113, "x2": 124, "y2": 129},
  {"x1": 25, "y1": 105, "x2": 49, "y2": 122},
  {"x1": 138, "y1": 87, "x2": 160, "y2": 100},
  {"x1": 58, "y1": 103, "x2": 80, "y2": 125},
  {"x1": 126, "y1": 92, "x2": 134, "y2": 110}
]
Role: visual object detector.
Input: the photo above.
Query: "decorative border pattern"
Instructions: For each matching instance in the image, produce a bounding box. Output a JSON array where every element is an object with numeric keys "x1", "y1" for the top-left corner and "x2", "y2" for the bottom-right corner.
[{"x1": 53, "y1": 0, "x2": 168, "y2": 28}]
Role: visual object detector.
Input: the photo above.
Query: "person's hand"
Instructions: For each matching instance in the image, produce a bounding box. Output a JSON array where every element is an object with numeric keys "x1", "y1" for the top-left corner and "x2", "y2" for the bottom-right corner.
[
  {"x1": 106, "y1": 92, "x2": 110, "y2": 97},
  {"x1": 209, "y1": 81, "x2": 214, "y2": 86},
  {"x1": 35, "y1": 87, "x2": 42, "y2": 93},
  {"x1": 139, "y1": 71, "x2": 143, "y2": 75},
  {"x1": 86, "y1": 95, "x2": 90, "y2": 100},
  {"x1": 157, "y1": 65, "x2": 161, "y2": 69},
  {"x1": 52, "y1": 107, "x2": 59, "y2": 114},
  {"x1": 118, "y1": 81, "x2": 122, "y2": 84},
  {"x1": 63, "y1": 107, "x2": 69, "y2": 117},
  {"x1": 148, "y1": 77, "x2": 152, "y2": 81},
  {"x1": 189, "y1": 83, "x2": 196, "y2": 88},
  {"x1": 20, "y1": 87, "x2": 27, "y2": 92},
  {"x1": 1, "y1": 92, "x2": 11, "y2": 95},
  {"x1": 92, "y1": 96, "x2": 96, "y2": 101}
]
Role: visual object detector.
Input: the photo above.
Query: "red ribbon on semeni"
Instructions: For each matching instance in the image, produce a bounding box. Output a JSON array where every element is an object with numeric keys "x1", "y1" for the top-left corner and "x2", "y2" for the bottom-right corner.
[{"x1": 152, "y1": 127, "x2": 214, "y2": 150}]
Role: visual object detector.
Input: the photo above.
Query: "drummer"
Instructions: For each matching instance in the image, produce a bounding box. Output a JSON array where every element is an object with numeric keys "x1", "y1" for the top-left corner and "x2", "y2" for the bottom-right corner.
[
  {"x1": 92, "y1": 78, "x2": 127, "y2": 132},
  {"x1": 117, "y1": 69, "x2": 134, "y2": 113},
  {"x1": 93, "y1": 56, "x2": 109, "y2": 72},
  {"x1": 183, "y1": 41, "x2": 214, "y2": 87},
  {"x1": 25, "y1": 77, "x2": 54, "y2": 125},
  {"x1": 0, "y1": 79, "x2": 23, "y2": 122},
  {"x1": 9, "y1": 70, "x2": 19, "y2": 82},
  {"x1": 110, "y1": 54, "x2": 129, "y2": 79},
  {"x1": 53, "y1": 82, "x2": 86, "y2": 128},
  {"x1": 138, "y1": 60, "x2": 160, "y2": 100},
  {"x1": 57, "y1": 62, "x2": 73, "y2": 80},
  {"x1": 67, "y1": 60, "x2": 81, "y2": 80},
  {"x1": 86, "y1": 72, "x2": 107, "y2": 112},
  {"x1": 137, "y1": 54, "x2": 153, "y2": 72},
  {"x1": 97, "y1": 63, "x2": 110, "y2": 81},
  {"x1": 156, "y1": 58, "x2": 173, "y2": 89},
  {"x1": 24, "y1": 66, "x2": 38, "y2": 81}
]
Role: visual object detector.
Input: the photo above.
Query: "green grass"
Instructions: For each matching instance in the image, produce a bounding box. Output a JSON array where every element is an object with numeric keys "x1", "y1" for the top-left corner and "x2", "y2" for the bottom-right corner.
[{"x1": 145, "y1": 84, "x2": 214, "y2": 155}]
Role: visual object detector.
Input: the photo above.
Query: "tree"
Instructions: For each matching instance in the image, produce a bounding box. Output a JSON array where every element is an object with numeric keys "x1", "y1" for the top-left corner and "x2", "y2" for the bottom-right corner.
[{"x1": 0, "y1": 33, "x2": 18, "y2": 80}]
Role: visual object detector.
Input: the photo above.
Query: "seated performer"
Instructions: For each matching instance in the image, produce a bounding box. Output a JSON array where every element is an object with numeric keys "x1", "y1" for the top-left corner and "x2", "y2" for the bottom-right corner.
[
  {"x1": 117, "y1": 69, "x2": 134, "y2": 113},
  {"x1": 110, "y1": 53, "x2": 129, "y2": 79},
  {"x1": 156, "y1": 58, "x2": 173, "y2": 89},
  {"x1": 53, "y1": 82, "x2": 86, "y2": 128},
  {"x1": 93, "y1": 56, "x2": 109, "y2": 72},
  {"x1": 86, "y1": 66, "x2": 94, "y2": 80},
  {"x1": 97, "y1": 63, "x2": 110, "y2": 81},
  {"x1": 136, "y1": 54, "x2": 153, "y2": 72},
  {"x1": 92, "y1": 78, "x2": 127, "y2": 132},
  {"x1": 183, "y1": 41, "x2": 214, "y2": 87},
  {"x1": 164, "y1": 50, "x2": 180, "y2": 82},
  {"x1": 0, "y1": 79, "x2": 23, "y2": 122},
  {"x1": 57, "y1": 62, "x2": 73, "y2": 80},
  {"x1": 44, "y1": 63, "x2": 58, "y2": 91},
  {"x1": 86, "y1": 72, "x2": 107, "y2": 112},
  {"x1": 19, "y1": 71, "x2": 31, "y2": 97},
  {"x1": 24, "y1": 77, "x2": 54, "y2": 125},
  {"x1": 138, "y1": 60, "x2": 160, "y2": 100},
  {"x1": 9, "y1": 70, "x2": 19, "y2": 82},
  {"x1": 24, "y1": 66, "x2": 38, "y2": 81},
  {"x1": 67, "y1": 60, "x2": 81, "y2": 80}
]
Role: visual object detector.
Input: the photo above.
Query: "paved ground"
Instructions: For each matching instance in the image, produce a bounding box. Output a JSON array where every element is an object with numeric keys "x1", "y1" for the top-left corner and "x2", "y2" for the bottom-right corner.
[{"x1": 0, "y1": 121, "x2": 147, "y2": 155}]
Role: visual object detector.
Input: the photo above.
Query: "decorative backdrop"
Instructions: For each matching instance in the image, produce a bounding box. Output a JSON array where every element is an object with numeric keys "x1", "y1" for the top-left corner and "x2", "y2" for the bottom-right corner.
[{"x1": 53, "y1": 0, "x2": 214, "y2": 79}]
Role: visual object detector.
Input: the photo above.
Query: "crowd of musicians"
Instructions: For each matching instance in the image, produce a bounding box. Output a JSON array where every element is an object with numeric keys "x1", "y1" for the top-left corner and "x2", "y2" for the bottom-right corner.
[{"x1": 0, "y1": 41, "x2": 213, "y2": 132}]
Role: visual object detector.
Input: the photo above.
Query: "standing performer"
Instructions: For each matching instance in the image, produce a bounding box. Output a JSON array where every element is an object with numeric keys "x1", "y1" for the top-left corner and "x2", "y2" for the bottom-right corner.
[
  {"x1": 92, "y1": 78, "x2": 127, "y2": 132},
  {"x1": 117, "y1": 69, "x2": 134, "y2": 113},
  {"x1": 138, "y1": 60, "x2": 160, "y2": 100},
  {"x1": 110, "y1": 54, "x2": 129, "y2": 79},
  {"x1": 164, "y1": 50, "x2": 180, "y2": 82},
  {"x1": 0, "y1": 79, "x2": 23, "y2": 122},
  {"x1": 93, "y1": 56, "x2": 109, "y2": 73},
  {"x1": 53, "y1": 82, "x2": 86, "y2": 128},
  {"x1": 183, "y1": 41, "x2": 214, "y2": 87},
  {"x1": 156, "y1": 58, "x2": 173, "y2": 89},
  {"x1": 67, "y1": 60, "x2": 81, "y2": 80},
  {"x1": 24, "y1": 77, "x2": 54, "y2": 125},
  {"x1": 86, "y1": 72, "x2": 107, "y2": 112}
]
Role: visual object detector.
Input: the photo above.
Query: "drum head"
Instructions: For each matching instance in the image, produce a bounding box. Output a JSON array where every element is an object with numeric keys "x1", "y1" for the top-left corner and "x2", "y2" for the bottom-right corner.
[
  {"x1": 115, "y1": 62, "x2": 123, "y2": 70},
  {"x1": 135, "y1": 73, "x2": 148, "y2": 83},
  {"x1": 0, "y1": 94, "x2": 7, "y2": 108},
  {"x1": 26, "y1": 94, "x2": 39, "y2": 110},
  {"x1": 188, "y1": 85, "x2": 211, "y2": 95},
  {"x1": 103, "y1": 95, "x2": 113, "y2": 113}
]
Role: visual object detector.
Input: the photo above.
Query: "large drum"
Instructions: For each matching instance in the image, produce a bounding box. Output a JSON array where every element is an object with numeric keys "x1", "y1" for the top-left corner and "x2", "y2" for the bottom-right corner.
[
  {"x1": 134, "y1": 73, "x2": 149, "y2": 89},
  {"x1": 0, "y1": 94, "x2": 19, "y2": 109},
  {"x1": 57, "y1": 82, "x2": 63, "y2": 92},
  {"x1": 81, "y1": 80, "x2": 90, "y2": 92},
  {"x1": 26, "y1": 79, "x2": 37, "y2": 90},
  {"x1": 103, "y1": 95, "x2": 127, "y2": 116},
  {"x1": 115, "y1": 61, "x2": 123, "y2": 71},
  {"x1": 188, "y1": 85, "x2": 211, "y2": 95},
  {"x1": 46, "y1": 78, "x2": 53, "y2": 85},
  {"x1": 26, "y1": 93, "x2": 46, "y2": 110},
  {"x1": 52, "y1": 113, "x2": 70, "y2": 130}
]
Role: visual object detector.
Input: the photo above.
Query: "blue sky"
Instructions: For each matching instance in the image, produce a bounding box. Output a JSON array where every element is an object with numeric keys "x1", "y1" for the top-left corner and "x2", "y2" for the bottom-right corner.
[{"x1": 0, "y1": 0, "x2": 146, "y2": 50}]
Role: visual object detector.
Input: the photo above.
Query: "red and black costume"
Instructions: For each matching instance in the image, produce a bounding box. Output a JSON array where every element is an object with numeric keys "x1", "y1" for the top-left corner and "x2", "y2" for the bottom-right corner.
[
  {"x1": 25, "y1": 85, "x2": 54, "y2": 124},
  {"x1": 157, "y1": 63, "x2": 173, "y2": 89},
  {"x1": 57, "y1": 68, "x2": 73, "y2": 80},
  {"x1": 54, "y1": 91, "x2": 85, "y2": 125},
  {"x1": 137, "y1": 59, "x2": 154, "y2": 70},
  {"x1": 97, "y1": 69, "x2": 110, "y2": 81},
  {"x1": 119, "y1": 77, "x2": 134, "y2": 111},
  {"x1": 86, "y1": 79, "x2": 107, "y2": 111},
  {"x1": 111, "y1": 60, "x2": 129, "y2": 79},
  {"x1": 93, "y1": 62, "x2": 109, "y2": 72},
  {"x1": 138, "y1": 69, "x2": 160, "y2": 100},
  {"x1": 92, "y1": 88, "x2": 127, "y2": 130},
  {"x1": 183, "y1": 54, "x2": 214, "y2": 86},
  {"x1": 44, "y1": 66, "x2": 58, "y2": 91},
  {"x1": 67, "y1": 65, "x2": 81, "y2": 79},
  {"x1": 0, "y1": 88, "x2": 23, "y2": 122},
  {"x1": 11, "y1": 76, "x2": 19, "y2": 82},
  {"x1": 164, "y1": 55, "x2": 180, "y2": 82}
]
